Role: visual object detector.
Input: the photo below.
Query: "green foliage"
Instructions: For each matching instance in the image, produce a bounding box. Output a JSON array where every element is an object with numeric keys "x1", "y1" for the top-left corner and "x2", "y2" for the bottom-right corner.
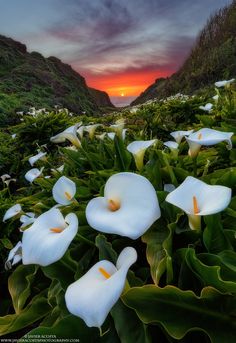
[{"x1": 0, "y1": 85, "x2": 235, "y2": 342}]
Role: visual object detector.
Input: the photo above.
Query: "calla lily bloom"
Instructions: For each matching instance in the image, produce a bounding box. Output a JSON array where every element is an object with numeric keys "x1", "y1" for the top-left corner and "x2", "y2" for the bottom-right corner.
[
  {"x1": 164, "y1": 184, "x2": 176, "y2": 193},
  {"x1": 186, "y1": 128, "x2": 234, "y2": 158},
  {"x1": 164, "y1": 141, "x2": 179, "y2": 150},
  {"x1": 199, "y1": 103, "x2": 213, "y2": 112},
  {"x1": 11, "y1": 133, "x2": 17, "y2": 139},
  {"x1": 50, "y1": 123, "x2": 81, "y2": 148},
  {"x1": 215, "y1": 78, "x2": 235, "y2": 87},
  {"x1": 86, "y1": 172, "x2": 160, "y2": 239},
  {"x1": 212, "y1": 94, "x2": 219, "y2": 101},
  {"x1": 127, "y1": 139, "x2": 156, "y2": 170},
  {"x1": 110, "y1": 119, "x2": 125, "y2": 138},
  {"x1": 20, "y1": 212, "x2": 36, "y2": 229},
  {"x1": 84, "y1": 124, "x2": 101, "y2": 140},
  {"x1": 52, "y1": 176, "x2": 76, "y2": 205},
  {"x1": 3, "y1": 204, "x2": 22, "y2": 222},
  {"x1": 96, "y1": 132, "x2": 107, "y2": 140},
  {"x1": 1, "y1": 174, "x2": 16, "y2": 186},
  {"x1": 65, "y1": 246, "x2": 137, "y2": 328},
  {"x1": 5, "y1": 241, "x2": 22, "y2": 270},
  {"x1": 25, "y1": 167, "x2": 44, "y2": 183},
  {"x1": 77, "y1": 125, "x2": 84, "y2": 139},
  {"x1": 22, "y1": 208, "x2": 78, "y2": 266},
  {"x1": 28, "y1": 151, "x2": 47, "y2": 166},
  {"x1": 166, "y1": 176, "x2": 232, "y2": 230},
  {"x1": 170, "y1": 130, "x2": 194, "y2": 144},
  {"x1": 107, "y1": 132, "x2": 116, "y2": 140}
]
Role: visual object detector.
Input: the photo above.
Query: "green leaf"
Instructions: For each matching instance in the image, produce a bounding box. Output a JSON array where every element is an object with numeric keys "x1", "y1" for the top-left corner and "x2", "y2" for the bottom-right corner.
[
  {"x1": 18, "y1": 314, "x2": 99, "y2": 342},
  {"x1": 203, "y1": 214, "x2": 232, "y2": 253},
  {"x1": 0, "y1": 292, "x2": 51, "y2": 336},
  {"x1": 185, "y1": 248, "x2": 236, "y2": 293},
  {"x1": 123, "y1": 285, "x2": 236, "y2": 343},
  {"x1": 95, "y1": 234, "x2": 117, "y2": 263},
  {"x1": 8, "y1": 265, "x2": 38, "y2": 314},
  {"x1": 111, "y1": 300, "x2": 151, "y2": 343}
]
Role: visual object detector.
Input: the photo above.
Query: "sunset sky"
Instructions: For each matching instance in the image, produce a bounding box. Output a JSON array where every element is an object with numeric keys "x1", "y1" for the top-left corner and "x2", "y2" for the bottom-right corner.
[{"x1": 0, "y1": 0, "x2": 231, "y2": 106}]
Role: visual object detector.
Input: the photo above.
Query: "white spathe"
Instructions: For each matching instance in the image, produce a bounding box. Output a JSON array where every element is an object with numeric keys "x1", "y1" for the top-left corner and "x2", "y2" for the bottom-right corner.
[
  {"x1": 164, "y1": 141, "x2": 179, "y2": 150},
  {"x1": 166, "y1": 176, "x2": 232, "y2": 229},
  {"x1": 96, "y1": 132, "x2": 107, "y2": 140},
  {"x1": 110, "y1": 119, "x2": 125, "y2": 138},
  {"x1": 25, "y1": 167, "x2": 44, "y2": 183},
  {"x1": 52, "y1": 176, "x2": 76, "y2": 205},
  {"x1": 199, "y1": 103, "x2": 213, "y2": 112},
  {"x1": 3, "y1": 204, "x2": 22, "y2": 222},
  {"x1": 186, "y1": 128, "x2": 234, "y2": 158},
  {"x1": 22, "y1": 208, "x2": 78, "y2": 266},
  {"x1": 20, "y1": 212, "x2": 36, "y2": 229},
  {"x1": 84, "y1": 124, "x2": 101, "y2": 139},
  {"x1": 50, "y1": 123, "x2": 81, "y2": 148},
  {"x1": 127, "y1": 139, "x2": 157, "y2": 170},
  {"x1": 28, "y1": 151, "x2": 47, "y2": 166},
  {"x1": 164, "y1": 184, "x2": 176, "y2": 193},
  {"x1": 215, "y1": 79, "x2": 235, "y2": 87},
  {"x1": 170, "y1": 130, "x2": 194, "y2": 144},
  {"x1": 65, "y1": 246, "x2": 137, "y2": 328},
  {"x1": 107, "y1": 132, "x2": 116, "y2": 140},
  {"x1": 86, "y1": 172, "x2": 160, "y2": 239},
  {"x1": 77, "y1": 125, "x2": 84, "y2": 139},
  {"x1": 5, "y1": 241, "x2": 22, "y2": 269}
]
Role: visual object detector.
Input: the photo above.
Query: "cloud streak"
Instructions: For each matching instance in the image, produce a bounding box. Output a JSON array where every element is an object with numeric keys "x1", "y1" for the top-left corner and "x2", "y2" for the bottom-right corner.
[{"x1": 0, "y1": 0, "x2": 232, "y2": 104}]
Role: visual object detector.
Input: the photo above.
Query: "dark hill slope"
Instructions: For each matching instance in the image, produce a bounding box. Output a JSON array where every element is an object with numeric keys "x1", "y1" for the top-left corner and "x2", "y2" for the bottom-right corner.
[
  {"x1": 89, "y1": 87, "x2": 115, "y2": 108},
  {"x1": 0, "y1": 35, "x2": 110, "y2": 115},
  {"x1": 132, "y1": 0, "x2": 236, "y2": 105}
]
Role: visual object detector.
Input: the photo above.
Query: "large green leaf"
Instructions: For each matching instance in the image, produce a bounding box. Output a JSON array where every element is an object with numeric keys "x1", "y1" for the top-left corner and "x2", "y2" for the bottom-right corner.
[
  {"x1": 203, "y1": 214, "x2": 232, "y2": 253},
  {"x1": 122, "y1": 285, "x2": 236, "y2": 343},
  {"x1": 185, "y1": 248, "x2": 236, "y2": 293},
  {"x1": 8, "y1": 264, "x2": 38, "y2": 314},
  {"x1": 0, "y1": 292, "x2": 51, "y2": 336},
  {"x1": 110, "y1": 300, "x2": 151, "y2": 343},
  {"x1": 18, "y1": 314, "x2": 99, "y2": 342}
]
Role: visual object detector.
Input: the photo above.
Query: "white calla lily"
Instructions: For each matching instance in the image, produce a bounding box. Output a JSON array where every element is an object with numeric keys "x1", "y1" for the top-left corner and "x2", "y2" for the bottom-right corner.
[
  {"x1": 52, "y1": 176, "x2": 76, "y2": 205},
  {"x1": 164, "y1": 141, "x2": 179, "y2": 150},
  {"x1": 22, "y1": 208, "x2": 78, "y2": 266},
  {"x1": 28, "y1": 151, "x2": 47, "y2": 166},
  {"x1": 1, "y1": 174, "x2": 11, "y2": 182},
  {"x1": 20, "y1": 212, "x2": 36, "y2": 229},
  {"x1": 96, "y1": 132, "x2": 107, "y2": 140},
  {"x1": 110, "y1": 119, "x2": 125, "y2": 138},
  {"x1": 107, "y1": 132, "x2": 116, "y2": 140},
  {"x1": 65, "y1": 246, "x2": 137, "y2": 328},
  {"x1": 86, "y1": 172, "x2": 160, "y2": 239},
  {"x1": 11, "y1": 133, "x2": 17, "y2": 139},
  {"x1": 3, "y1": 204, "x2": 22, "y2": 222},
  {"x1": 77, "y1": 125, "x2": 84, "y2": 139},
  {"x1": 212, "y1": 94, "x2": 219, "y2": 101},
  {"x1": 166, "y1": 176, "x2": 232, "y2": 230},
  {"x1": 84, "y1": 124, "x2": 101, "y2": 139},
  {"x1": 215, "y1": 79, "x2": 235, "y2": 87},
  {"x1": 186, "y1": 128, "x2": 234, "y2": 158},
  {"x1": 5, "y1": 241, "x2": 22, "y2": 270},
  {"x1": 164, "y1": 184, "x2": 176, "y2": 193},
  {"x1": 50, "y1": 123, "x2": 81, "y2": 148},
  {"x1": 127, "y1": 139, "x2": 156, "y2": 170},
  {"x1": 170, "y1": 130, "x2": 194, "y2": 144},
  {"x1": 25, "y1": 167, "x2": 44, "y2": 183},
  {"x1": 199, "y1": 103, "x2": 213, "y2": 112}
]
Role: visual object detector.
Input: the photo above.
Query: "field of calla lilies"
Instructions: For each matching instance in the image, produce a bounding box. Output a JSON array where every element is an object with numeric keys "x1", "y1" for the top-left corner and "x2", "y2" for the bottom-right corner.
[{"x1": 0, "y1": 80, "x2": 236, "y2": 342}]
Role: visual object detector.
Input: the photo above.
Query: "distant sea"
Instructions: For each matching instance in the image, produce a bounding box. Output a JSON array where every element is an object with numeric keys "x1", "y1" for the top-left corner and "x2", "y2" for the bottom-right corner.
[{"x1": 110, "y1": 96, "x2": 136, "y2": 107}]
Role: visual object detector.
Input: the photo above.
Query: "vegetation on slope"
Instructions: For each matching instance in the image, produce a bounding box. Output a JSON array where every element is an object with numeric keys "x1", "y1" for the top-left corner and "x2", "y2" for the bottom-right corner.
[{"x1": 132, "y1": 0, "x2": 236, "y2": 105}]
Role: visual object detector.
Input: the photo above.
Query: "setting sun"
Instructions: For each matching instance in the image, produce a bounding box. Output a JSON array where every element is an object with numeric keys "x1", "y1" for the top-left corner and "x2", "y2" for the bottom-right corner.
[{"x1": 120, "y1": 92, "x2": 125, "y2": 97}]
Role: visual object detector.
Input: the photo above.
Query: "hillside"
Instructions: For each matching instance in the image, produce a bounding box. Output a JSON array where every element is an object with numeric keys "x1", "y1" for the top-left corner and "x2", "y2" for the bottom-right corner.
[
  {"x1": 0, "y1": 35, "x2": 114, "y2": 118},
  {"x1": 132, "y1": 0, "x2": 236, "y2": 105},
  {"x1": 89, "y1": 87, "x2": 115, "y2": 108}
]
